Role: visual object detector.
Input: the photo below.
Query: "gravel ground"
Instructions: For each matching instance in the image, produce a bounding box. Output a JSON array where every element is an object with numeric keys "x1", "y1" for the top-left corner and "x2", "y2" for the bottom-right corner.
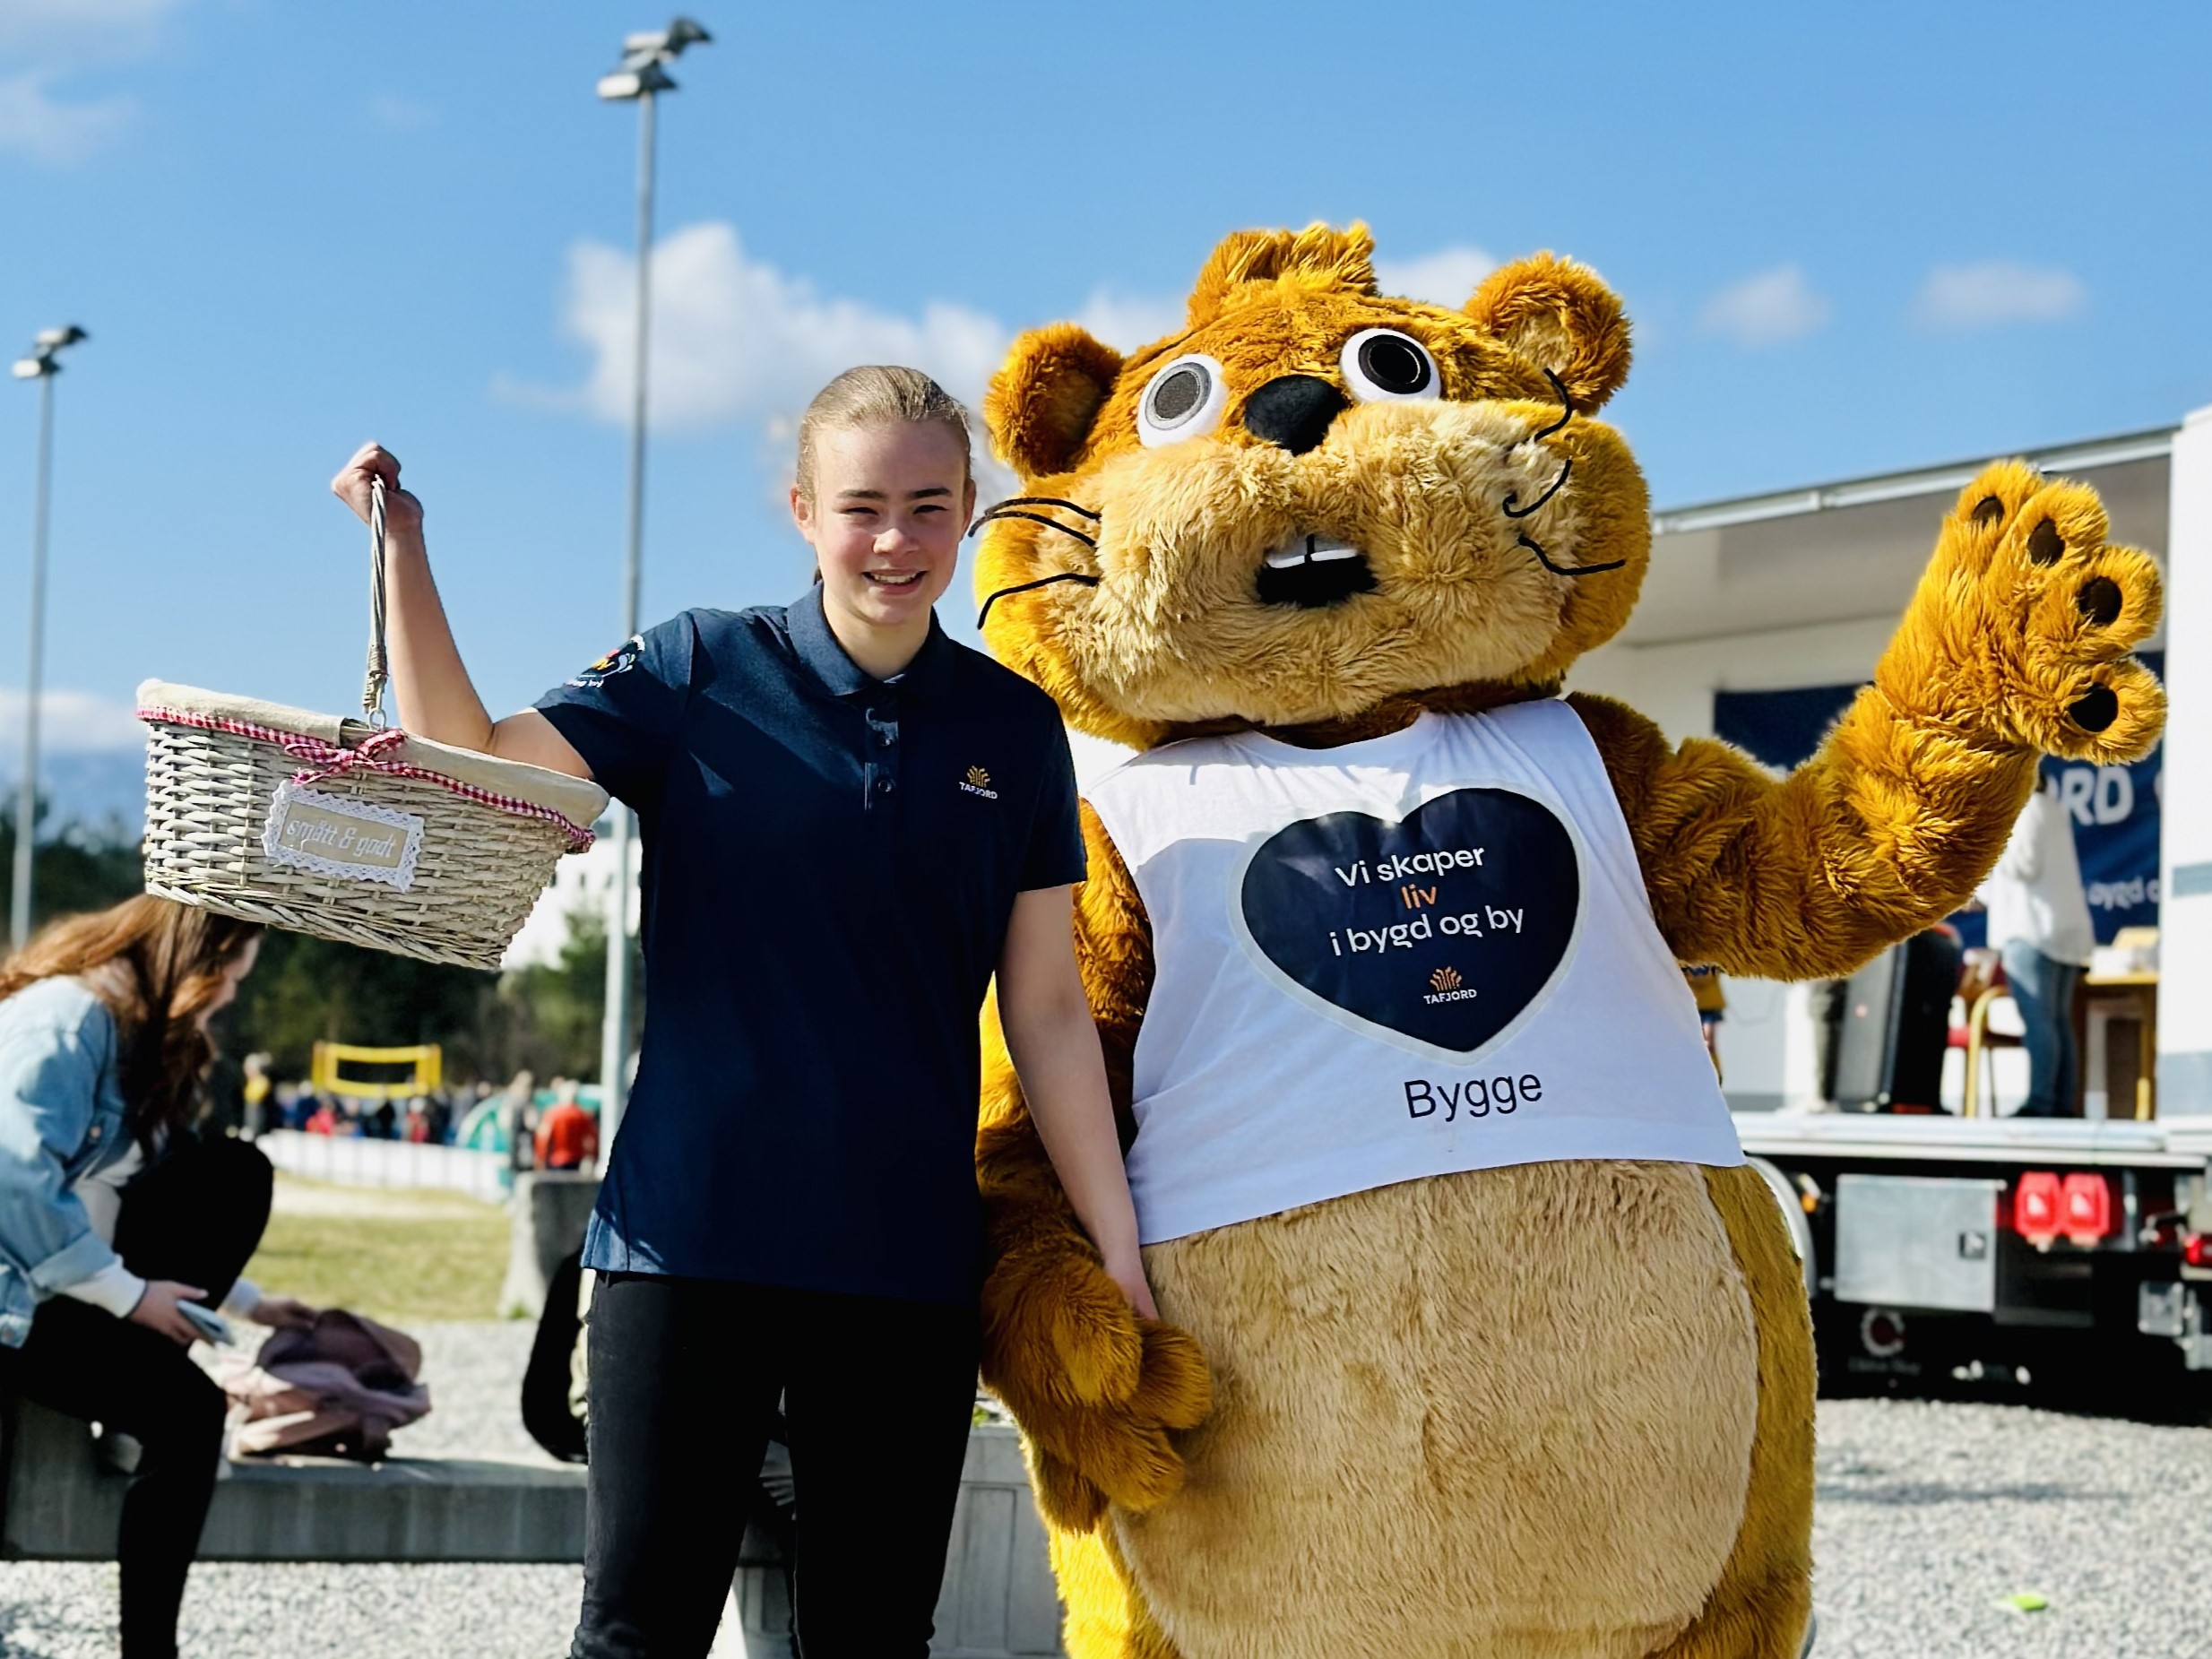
[{"x1": 4, "y1": 1323, "x2": 2208, "y2": 1657}]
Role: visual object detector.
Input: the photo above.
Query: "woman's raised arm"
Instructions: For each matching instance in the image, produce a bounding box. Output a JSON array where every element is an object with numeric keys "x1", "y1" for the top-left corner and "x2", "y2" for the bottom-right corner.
[{"x1": 329, "y1": 442, "x2": 591, "y2": 778}]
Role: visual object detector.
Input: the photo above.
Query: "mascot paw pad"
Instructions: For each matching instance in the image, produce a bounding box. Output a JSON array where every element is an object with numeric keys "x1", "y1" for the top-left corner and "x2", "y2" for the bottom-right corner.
[{"x1": 1951, "y1": 464, "x2": 2164, "y2": 763}]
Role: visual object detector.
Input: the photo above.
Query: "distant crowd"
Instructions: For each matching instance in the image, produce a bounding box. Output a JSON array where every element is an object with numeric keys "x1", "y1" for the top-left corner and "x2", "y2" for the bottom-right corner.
[{"x1": 232, "y1": 1061, "x2": 601, "y2": 1172}]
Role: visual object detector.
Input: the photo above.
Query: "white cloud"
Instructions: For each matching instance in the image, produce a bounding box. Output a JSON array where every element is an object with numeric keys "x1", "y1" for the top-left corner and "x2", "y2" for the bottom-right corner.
[
  {"x1": 1698, "y1": 264, "x2": 1832, "y2": 350},
  {"x1": 1374, "y1": 246, "x2": 1497, "y2": 308},
  {"x1": 0, "y1": 687, "x2": 147, "y2": 756},
  {"x1": 1913, "y1": 261, "x2": 2086, "y2": 331},
  {"x1": 1069, "y1": 290, "x2": 1184, "y2": 353},
  {"x1": 512, "y1": 219, "x2": 1201, "y2": 438},
  {"x1": 367, "y1": 92, "x2": 434, "y2": 133},
  {"x1": 0, "y1": 70, "x2": 134, "y2": 161},
  {"x1": 508, "y1": 221, "x2": 1011, "y2": 430},
  {"x1": 0, "y1": 0, "x2": 185, "y2": 54},
  {"x1": 0, "y1": 0, "x2": 185, "y2": 162}
]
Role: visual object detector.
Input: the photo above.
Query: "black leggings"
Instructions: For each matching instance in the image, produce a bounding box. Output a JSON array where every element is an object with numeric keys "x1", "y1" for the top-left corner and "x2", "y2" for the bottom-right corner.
[
  {"x1": 1, "y1": 1136, "x2": 273, "y2": 1659},
  {"x1": 571, "y1": 1272, "x2": 980, "y2": 1659}
]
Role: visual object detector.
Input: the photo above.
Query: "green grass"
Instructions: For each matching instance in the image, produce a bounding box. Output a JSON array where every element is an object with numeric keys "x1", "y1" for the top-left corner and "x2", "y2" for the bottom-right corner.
[{"x1": 243, "y1": 1177, "x2": 511, "y2": 1324}]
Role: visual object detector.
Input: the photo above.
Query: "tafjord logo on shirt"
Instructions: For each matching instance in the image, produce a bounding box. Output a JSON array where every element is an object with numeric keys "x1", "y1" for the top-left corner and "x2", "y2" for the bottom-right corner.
[
  {"x1": 959, "y1": 765, "x2": 999, "y2": 800},
  {"x1": 1424, "y1": 965, "x2": 1478, "y2": 1005}
]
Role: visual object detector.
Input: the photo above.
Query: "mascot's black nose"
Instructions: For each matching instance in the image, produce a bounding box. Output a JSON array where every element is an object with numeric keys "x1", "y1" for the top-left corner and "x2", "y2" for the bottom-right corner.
[{"x1": 1242, "y1": 375, "x2": 1348, "y2": 454}]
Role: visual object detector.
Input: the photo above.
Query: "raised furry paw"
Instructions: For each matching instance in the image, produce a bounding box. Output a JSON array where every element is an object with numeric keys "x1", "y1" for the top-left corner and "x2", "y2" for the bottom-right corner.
[
  {"x1": 1888, "y1": 460, "x2": 2164, "y2": 765},
  {"x1": 980, "y1": 1241, "x2": 1212, "y2": 1532}
]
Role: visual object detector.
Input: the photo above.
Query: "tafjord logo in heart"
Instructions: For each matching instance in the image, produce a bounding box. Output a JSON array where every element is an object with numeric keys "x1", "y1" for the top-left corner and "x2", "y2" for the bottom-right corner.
[{"x1": 1239, "y1": 788, "x2": 1580, "y2": 1055}]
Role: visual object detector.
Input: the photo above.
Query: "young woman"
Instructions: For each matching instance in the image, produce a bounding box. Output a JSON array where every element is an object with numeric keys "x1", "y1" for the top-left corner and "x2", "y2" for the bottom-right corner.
[
  {"x1": 331, "y1": 366, "x2": 1154, "y2": 1659},
  {"x1": 0, "y1": 896, "x2": 315, "y2": 1659}
]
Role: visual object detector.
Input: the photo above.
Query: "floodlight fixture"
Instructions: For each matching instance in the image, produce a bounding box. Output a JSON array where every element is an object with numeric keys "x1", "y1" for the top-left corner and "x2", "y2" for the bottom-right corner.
[
  {"x1": 625, "y1": 17, "x2": 710, "y2": 56},
  {"x1": 597, "y1": 59, "x2": 677, "y2": 100},
  {"x1": 13, "y1": 324, "x2": 88, "y2": 379}
]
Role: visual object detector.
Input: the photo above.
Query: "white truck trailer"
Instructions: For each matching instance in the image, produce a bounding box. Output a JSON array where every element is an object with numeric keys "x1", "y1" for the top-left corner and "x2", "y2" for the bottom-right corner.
[{"x1": 1573, "y1": 407, "x2": 2212, "y2": 1396}]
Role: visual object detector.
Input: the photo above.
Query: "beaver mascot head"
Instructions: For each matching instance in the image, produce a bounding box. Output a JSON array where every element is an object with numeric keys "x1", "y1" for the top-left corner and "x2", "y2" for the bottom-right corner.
[
  {"x1": 968, "y1": 223, "x2": 2161, "y2": 1659},
  {"x1": 974, "y1": 223, "x2": 1652, "y2": 742}
]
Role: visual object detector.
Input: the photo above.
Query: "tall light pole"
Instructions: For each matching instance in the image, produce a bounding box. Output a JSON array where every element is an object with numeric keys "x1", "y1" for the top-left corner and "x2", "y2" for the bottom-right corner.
[
  {"x1": 594, "y1": 18, "x2": 709, "y2": 1142},
  {"x1": 8, "y1": 325, "x2": 88, "y2": 952}
]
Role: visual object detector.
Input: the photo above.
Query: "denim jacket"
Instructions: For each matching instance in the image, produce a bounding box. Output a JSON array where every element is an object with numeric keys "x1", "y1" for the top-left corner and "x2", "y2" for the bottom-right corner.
[{"x1": 0, "y1": 977, "x2": 134, "y2": 1348}]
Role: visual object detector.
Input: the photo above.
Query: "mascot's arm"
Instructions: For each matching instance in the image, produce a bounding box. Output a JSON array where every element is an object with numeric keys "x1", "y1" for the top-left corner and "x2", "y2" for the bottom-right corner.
[
  {"x1": 978, "y1": 800, "x2": 1210, "y2": 1532},
  {"x1": 1571, "y1": 462, "x2": 2163, "y2": 980}
]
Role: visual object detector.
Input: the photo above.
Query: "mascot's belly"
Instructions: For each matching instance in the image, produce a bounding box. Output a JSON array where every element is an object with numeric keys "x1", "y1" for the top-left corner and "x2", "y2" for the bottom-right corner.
[{"x1": 1119, "y1": 1160, "x2": 1758, "y2": 1659}]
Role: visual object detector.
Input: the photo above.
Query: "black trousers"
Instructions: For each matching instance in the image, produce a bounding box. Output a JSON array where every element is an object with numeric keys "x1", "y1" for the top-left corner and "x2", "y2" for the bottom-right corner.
[
  {"x1": 570, "y1": 1272, "x2": 980, "y2": 1659},
  {"x1": 0, "y1": 1136, "x2": 272, "y2": 1659}
]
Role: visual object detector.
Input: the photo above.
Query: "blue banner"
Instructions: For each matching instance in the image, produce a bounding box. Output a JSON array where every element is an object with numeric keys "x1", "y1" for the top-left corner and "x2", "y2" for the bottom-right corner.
[{"x1": 1710, "y1": 651, "x2": 2163, "y2": 947}]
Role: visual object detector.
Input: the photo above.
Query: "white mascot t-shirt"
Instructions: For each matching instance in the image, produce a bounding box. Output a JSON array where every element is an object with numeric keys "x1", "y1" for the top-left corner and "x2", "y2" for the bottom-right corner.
[{"x1": 1085, "y1": 700, "x2": 1743, "y2": 1245}]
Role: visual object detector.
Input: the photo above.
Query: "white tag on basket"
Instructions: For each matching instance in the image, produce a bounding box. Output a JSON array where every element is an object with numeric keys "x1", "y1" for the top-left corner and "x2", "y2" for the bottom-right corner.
[{"x1": 261, "y1": 782, "x2": 425, "y2": 891}]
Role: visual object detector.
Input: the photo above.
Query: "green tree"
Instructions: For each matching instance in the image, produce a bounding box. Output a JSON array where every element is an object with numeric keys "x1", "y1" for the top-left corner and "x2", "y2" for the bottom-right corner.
[
  {"x1": 493, "y1": 906, "x2": 642, "y2": 1084},
  {"x1": 0, "y1": 799, "x2": 144, "y2": 938},
  {"x1": 225, "y1": 928, "x2": 500, "y2": 1080}
]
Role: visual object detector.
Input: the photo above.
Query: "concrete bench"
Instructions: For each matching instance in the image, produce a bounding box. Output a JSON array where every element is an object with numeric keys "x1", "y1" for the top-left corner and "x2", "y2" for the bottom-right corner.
[
  {"x1": 3, "y1": 1401, "x2": 1066, "y2": 1656},
  {"x1": 1, "y1": 1396, "x2": 590, "y2": 1563}
]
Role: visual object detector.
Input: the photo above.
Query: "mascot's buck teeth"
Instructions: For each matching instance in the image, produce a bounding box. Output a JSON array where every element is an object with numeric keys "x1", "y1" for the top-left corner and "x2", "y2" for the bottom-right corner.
[
  {"x1": 968, "y1": 220, "x2": 2163, "y2": 1659},
  {"x1": 1263, "y1": 533, "x2": 1363, "y2": 569}
]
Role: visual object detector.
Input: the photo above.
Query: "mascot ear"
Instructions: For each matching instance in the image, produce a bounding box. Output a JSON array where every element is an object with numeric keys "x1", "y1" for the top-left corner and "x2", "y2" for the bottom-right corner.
[
  {"x1": 985, "y1": 323, "x2": 1125, "y2": 480},
  {"x1": 1465, "y1": 253, "x2": 1631, "y2": 413}
]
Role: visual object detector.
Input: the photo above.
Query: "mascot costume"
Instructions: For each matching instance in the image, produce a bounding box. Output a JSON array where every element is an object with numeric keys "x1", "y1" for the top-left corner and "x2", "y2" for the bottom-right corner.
[{"x1": 968, "y1": 224, "x2": 2164, "y2": 1659}]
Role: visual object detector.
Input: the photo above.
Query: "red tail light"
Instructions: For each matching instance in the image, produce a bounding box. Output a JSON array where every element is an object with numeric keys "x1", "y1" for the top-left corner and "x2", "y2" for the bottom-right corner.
[
  {"x1": 2186, "y1": 1233, "x2": 2210, "y2": 1270},
  {"x1": 2061, "y1": 1172, "x2": 2114, "y2": 1244},
  {"x1": 2013, "y1": 1171, "x2": 2061, "y2": 1240}
]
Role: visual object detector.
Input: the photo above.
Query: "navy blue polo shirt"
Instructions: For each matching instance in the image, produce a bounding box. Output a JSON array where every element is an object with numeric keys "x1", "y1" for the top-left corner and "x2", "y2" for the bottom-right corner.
[{"x1": 534, "y1": 585, "x2": 1084, "y2": 1305}]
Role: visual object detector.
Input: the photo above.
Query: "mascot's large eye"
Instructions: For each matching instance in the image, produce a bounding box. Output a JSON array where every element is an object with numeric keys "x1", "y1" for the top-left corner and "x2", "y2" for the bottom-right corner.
[
  {"x1": 1136, "y1": 353, "x2": 1229, "y2": 447},
  {"x1": 1339, "y1": 328, "x2": 1440, "y2": 402}
]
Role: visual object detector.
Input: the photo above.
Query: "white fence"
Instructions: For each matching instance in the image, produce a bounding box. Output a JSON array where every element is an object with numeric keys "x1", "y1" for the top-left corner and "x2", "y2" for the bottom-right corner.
[{"x1": 255, "y1": 1129, "x2": 508, "y2": 1203}]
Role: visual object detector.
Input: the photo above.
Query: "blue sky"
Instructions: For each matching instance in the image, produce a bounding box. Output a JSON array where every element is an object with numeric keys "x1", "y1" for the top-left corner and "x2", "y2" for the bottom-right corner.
[{"x1": 4, "y1": 0, "x2": 2209, "y2": 797}]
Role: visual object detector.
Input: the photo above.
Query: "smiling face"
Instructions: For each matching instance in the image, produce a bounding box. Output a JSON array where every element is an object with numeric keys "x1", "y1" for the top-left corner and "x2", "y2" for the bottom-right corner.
[
  {"x1": 974, "y1": 226, "x2": 1652, "y2": 747},
  {"x1": 792, "y1": 419, "x2": 976, "y2": 647}
]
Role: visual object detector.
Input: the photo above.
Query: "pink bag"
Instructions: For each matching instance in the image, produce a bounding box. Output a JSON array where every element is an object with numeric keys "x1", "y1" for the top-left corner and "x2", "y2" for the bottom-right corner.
[{"x1": 217, "y1": 1309, "x2": 432, "y2": 1461}]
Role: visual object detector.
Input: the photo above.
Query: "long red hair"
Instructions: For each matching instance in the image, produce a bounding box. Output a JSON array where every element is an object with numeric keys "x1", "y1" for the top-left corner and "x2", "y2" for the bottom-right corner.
[{"x1": 0, "y1": 896, "x2": 262, "y2": 1147}]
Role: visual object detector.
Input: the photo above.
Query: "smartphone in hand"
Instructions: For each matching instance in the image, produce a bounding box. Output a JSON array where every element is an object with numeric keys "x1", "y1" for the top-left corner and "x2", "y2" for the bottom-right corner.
[{"x1": 177, "y1": 1300, "x2": 232, "y2": 1345}]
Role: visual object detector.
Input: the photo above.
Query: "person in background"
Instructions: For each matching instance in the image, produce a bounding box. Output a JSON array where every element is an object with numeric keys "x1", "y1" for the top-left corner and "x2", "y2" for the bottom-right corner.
[
  {"x1": 1978, "y1": 775, "x2": 2095, "y2": 1116},
  {"x1": 535, "y1": 1080, "x2": 599, "y2": 1173},
  {"x1": 240, "y1": 1051, "x2": 273, "y2": 1138},
  {"x1": 0, "y1": 897, "x2": 316, "y2": 1658},
  {"x1": 505, "y1": 1070, "x2": 539, "y2": 1174}
]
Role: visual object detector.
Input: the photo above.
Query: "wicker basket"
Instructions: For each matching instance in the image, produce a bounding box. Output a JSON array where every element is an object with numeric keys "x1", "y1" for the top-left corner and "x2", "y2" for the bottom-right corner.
[{"x1": 135, "y1": 482, "x2": 608, "y2": 971}]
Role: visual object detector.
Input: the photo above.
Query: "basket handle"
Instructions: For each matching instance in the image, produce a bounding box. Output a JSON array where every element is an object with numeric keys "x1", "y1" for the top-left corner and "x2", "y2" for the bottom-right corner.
[{"x1": 364, "y1": 475, "x2": 389, "y2": 728}]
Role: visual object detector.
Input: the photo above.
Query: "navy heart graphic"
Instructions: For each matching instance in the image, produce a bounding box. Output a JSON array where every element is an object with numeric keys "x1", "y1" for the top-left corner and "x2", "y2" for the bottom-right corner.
[{"x1": 1239, "y1": 788, "x2": 1581, "y2": 1055}]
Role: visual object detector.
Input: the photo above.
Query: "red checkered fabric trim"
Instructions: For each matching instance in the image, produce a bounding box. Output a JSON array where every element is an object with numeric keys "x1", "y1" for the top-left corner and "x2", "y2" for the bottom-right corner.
[{"x1": 138, "y1": 705, "x2": 596, "y2": 853}]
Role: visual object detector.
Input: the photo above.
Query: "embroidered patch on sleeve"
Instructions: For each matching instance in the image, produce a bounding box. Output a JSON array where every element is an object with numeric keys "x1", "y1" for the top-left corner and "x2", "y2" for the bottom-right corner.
[{"x1": 568, "y1": 635, "x2": 644, "y2": 688}]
